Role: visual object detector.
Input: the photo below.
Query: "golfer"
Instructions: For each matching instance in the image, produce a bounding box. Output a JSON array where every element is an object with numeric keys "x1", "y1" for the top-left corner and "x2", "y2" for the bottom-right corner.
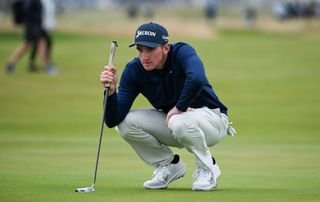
[{"x1": 100, "y1": 22, "x2": 236, "y2": 191}]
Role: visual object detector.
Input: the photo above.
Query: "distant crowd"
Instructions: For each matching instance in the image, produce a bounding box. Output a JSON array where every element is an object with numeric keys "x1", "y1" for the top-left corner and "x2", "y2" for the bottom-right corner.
[{"x1": 273, "y1": 1, "x2": 320, "y2": 20}]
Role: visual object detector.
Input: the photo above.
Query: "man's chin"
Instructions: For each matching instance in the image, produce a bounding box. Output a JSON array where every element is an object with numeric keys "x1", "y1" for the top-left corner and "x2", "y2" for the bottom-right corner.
[{"x1": 143, "y1": 65, "x2": 155, "y2": 71}]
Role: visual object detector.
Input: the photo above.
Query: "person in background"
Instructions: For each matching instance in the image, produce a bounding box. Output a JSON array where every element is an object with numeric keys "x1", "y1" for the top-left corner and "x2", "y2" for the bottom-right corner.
[
  {"x1": 28, "y1": 0, "x2": 57, "y2": 74},
  {"x1": 5, "y1": 0, "x2": 56, "y2": 74}
]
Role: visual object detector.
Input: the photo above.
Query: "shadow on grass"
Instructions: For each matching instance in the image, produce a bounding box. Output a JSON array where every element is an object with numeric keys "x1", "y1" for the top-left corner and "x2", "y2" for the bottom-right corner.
[
  {"x1": 102, "y1": 185, "x2": 281, "y2": 193},
  {"x1": 142, "y1": 187, "x2": 281, "y2": 192}
]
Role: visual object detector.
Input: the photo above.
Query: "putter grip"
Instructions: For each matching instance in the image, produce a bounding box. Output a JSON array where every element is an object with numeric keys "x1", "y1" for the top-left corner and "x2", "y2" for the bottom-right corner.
[{"x1": 105, "y1": 41, "x2": 118, "y2": 88}]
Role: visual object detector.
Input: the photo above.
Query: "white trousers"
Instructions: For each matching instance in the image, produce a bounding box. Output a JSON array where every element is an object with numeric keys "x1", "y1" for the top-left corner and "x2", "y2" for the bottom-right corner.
[{"x1": 116, "y1": 107, "x2": 229, "y2": 172}]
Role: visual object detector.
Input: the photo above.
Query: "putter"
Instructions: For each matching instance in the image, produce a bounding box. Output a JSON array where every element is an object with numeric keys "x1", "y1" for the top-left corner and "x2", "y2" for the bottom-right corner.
[{"x1": 75, "y1": 41, "x2": 118, "y2": 193}]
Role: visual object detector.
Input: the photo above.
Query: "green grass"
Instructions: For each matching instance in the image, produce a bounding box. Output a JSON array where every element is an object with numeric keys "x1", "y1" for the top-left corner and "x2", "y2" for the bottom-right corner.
[{"x1": 0, "y1": 27, "x2": 320, "y2": 202}]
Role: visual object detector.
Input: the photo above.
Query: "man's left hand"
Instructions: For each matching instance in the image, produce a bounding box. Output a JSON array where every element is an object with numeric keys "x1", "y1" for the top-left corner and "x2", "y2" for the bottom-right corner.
[{"x1": 165, "y1": 106, "x2": 194, "y2": 124}]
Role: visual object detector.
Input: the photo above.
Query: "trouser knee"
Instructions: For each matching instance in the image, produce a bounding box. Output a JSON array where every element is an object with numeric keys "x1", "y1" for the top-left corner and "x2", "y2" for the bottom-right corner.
[
  {"x1": 168, "y1": 115, "x2": 196, "y2": 143},
  {"x1": 116, "y1": 112, "x2": 137, "y2": 140},
  {"x1": 116, "y1": 110, "x2": 147, "y2": 140}
]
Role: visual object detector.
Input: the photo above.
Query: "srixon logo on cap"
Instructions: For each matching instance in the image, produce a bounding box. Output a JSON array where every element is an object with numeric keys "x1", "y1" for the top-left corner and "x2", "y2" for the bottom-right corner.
[{"x1": 136, "y1": 30, "x2": 156, "y2": 38}]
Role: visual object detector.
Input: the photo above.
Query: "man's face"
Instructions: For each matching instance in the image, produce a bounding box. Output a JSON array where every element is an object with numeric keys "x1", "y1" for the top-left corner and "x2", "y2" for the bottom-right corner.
[{"x1": 136, "y1": 44, "x2": 170, "y2": 71}]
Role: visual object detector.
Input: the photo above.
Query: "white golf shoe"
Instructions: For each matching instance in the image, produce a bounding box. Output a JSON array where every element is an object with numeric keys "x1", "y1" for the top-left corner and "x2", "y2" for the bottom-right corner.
[
  {"x1": 143, "y1": 157, "x2": 186, "y2": 189},
  {"x1": 192, "y1": 164, "x2": 221, "y2": 191}
]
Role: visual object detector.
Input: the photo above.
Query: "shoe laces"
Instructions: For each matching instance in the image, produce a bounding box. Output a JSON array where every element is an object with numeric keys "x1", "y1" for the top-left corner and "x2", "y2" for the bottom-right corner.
[
  {"x1": 193, "y1": 168, "x2": 212, "y2": 182},
  {"x1": 152, "y1": 165, "x2": 170, "y2": 181}
]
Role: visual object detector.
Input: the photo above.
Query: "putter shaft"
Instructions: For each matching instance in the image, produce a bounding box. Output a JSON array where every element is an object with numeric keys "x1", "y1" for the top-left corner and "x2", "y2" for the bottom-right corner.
[{"x1": 76, "y1": 41, "x2": 117, "y2": 193}]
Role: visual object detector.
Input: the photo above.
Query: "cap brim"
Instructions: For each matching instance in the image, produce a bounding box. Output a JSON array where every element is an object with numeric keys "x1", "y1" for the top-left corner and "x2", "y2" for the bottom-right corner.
[{"x1": 129, "y1": 41, "x2": 160, "y2": 48}]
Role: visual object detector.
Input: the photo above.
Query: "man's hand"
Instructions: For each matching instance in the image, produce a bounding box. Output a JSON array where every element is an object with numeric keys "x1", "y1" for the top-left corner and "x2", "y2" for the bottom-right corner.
[
  {"x1": 165, "y1": 106, "x2": 194, "y2": 124},
  {"x1": 100, "y1": 65, "x2": 118, "y2": 96}
]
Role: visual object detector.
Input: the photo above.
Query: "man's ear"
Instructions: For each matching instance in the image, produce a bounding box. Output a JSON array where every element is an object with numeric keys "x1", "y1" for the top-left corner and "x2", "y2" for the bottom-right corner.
[{"x1": 163, "y1": 43, "x2": 170, "y2": 54}]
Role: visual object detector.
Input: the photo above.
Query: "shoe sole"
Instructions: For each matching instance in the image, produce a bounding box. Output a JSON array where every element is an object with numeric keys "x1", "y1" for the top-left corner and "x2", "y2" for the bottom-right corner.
[
  {"x1": 192, "y1": 180, "x2": 218, "y2": 191},
  {"x1": 144, "y1": 168, "x2": 186, "y2": 189},
  {"x1": 192, "y1": 170, "x2": 221, "y2": 191}
]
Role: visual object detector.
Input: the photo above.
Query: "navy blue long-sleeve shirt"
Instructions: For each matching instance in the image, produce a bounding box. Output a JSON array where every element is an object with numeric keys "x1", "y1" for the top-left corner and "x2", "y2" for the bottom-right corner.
[{"x1": 105, "y1": 42, "x2": 227, "y2": 128}]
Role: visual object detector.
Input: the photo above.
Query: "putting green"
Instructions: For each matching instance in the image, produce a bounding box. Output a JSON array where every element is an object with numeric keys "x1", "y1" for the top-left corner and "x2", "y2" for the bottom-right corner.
[{"x1": 1, "y1": 18, "x2": 319, "y2": 201}]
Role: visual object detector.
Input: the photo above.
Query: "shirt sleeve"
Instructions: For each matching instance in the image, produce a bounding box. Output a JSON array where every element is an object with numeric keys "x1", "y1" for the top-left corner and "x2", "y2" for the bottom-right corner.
[
  {"x1": 175, "y1": 45, "x2": 206, "y2": 112},
  {"x1": 104, "y1": 65, "x2": 139, "y2": 128}
]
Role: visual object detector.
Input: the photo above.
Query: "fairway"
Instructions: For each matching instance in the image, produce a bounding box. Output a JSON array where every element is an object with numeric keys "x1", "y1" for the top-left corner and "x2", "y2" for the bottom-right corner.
[{"x1": 1, "y1": 17, "x2": 320, "y2": 201}]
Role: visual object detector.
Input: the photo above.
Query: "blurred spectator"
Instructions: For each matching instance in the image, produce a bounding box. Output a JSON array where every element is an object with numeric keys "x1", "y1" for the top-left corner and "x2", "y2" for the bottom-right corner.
[
  {"x1": 29, "y1": 0, "x2": 58, "y2": 73},
  {"x1": 0, "y1": 11, "x2": 3, "y2": 23},
  {"x1": 315, "y1": 1, "x2": 320, "y2": 17},
  {"x1": 304, "y1": 0, "x2": 317, "y2": 18},
  {"x1": 4, "y1": 0, "x2": 57, "y2": 74},
  {"x1": 273, "y1": 1, "x2": 287, "y2": 20},
  {"x1": 205, "y1": 0, "x2": 218, "y2": 20},
  {"x1": 290, "y1": 0, "x2": 301, "y2": 18},
  {"x1": 142, "y1": 2, "x2": 154, "y2": 18},
  {"x1": 273, "y1": 0, "x2": 320, "y2": 21},
  {"x1": 244, "y1": 6, "x2": 257, "y2": 26},
  {"x1": 127, "y1": 2, "x2": 138, "y2": 19}
]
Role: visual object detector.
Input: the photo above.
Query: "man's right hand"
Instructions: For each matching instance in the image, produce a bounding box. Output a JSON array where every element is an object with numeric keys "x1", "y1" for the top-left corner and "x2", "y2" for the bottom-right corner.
[{"x1": 100, "y1": 65, "x2": 118, "y2": 96}]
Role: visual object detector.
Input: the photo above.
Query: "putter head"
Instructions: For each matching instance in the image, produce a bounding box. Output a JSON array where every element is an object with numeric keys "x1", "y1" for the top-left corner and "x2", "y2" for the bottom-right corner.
[{"x1": 75, "y1": 186, "x2": 95, "y2": 193}]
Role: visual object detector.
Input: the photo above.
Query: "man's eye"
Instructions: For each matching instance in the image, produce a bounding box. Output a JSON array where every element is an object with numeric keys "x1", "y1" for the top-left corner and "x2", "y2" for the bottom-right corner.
[{"x1": 137, "y1": 46, "x2": 156, "y2": 53}]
